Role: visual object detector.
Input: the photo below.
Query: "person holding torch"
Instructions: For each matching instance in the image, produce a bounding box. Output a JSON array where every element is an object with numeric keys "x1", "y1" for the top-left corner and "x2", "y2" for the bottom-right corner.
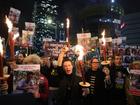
[
  {"x1": 83, "y1": 57, "x2": 111, "y2": 105},
  {"x1": 55, "y1": 46, "x2": 85, "y2": 105}
]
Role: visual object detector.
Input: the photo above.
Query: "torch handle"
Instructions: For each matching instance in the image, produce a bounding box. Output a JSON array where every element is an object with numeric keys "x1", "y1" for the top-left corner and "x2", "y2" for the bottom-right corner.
[
  {"x1": 0, "y1": 54, "x2": 3, "y2": 77},
  {"x1": 103, "y1": 46, "x2": 106, "y2": 61},
  {"x1": 78, "y1": 61, "x2": 86, "y2": 84},
  {"x1": 9, "y1": 32, "x2": 15, "y2": 61}
]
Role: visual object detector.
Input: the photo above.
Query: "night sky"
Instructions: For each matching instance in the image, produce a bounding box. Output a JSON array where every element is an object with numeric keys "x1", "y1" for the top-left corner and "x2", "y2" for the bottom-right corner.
[
  {"x1": 1, "y1": 0, "x2": 140, "y2": 18},
  {"x1": 120, "y1": 0, "x2": 140, "y2": 14}
]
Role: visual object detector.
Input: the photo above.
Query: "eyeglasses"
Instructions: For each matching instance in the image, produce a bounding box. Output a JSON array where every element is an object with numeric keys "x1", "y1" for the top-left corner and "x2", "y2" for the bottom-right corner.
[{"x1": 92, "y1": 62, "x2": 99, "y2": 63}]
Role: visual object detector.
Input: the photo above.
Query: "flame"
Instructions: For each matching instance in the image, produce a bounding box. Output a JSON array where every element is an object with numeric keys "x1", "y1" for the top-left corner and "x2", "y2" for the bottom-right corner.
[
  {"x1": 5, "y1": 16, "x2": 13, "y2": 33},
  {"x1": 66, "y1": 18, "x2": 70, "y2": 28},
  {"x1": 74, "y1": 45, "x2": 84, "y2": 60},
  {"x1": 0, "y1": 37, "x2": 3, "y2": 55},
  {"x1": 101, "y1": 30, "x2": 106, "y2": 46},
  {"x1": 13, "y1": 32, "x2": 19, "y2": 40}
]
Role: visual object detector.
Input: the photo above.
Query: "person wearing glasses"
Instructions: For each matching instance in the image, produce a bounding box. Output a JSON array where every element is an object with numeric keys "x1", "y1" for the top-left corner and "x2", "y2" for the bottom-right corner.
[{"x1": 83, "y1": 57, "x2": 111, "y2": 105}]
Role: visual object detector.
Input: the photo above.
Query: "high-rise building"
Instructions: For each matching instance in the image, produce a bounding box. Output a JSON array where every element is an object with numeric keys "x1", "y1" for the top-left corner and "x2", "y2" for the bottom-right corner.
[
  {"x1": 78, "y1": 0, "x2": 124, "y2": 38},
  {"x1": 121, "y1": 12, "x2": 140, "y2": 45}
]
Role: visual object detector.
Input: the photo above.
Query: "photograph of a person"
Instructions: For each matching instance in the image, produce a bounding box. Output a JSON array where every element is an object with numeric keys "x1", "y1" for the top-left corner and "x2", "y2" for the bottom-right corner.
[{"x1": 13, "y1": 65, "x2": 40, "y2": 94}]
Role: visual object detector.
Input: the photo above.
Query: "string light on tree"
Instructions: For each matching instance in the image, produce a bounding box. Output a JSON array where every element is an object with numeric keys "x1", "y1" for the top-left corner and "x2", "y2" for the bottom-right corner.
[{"x1": 32, "y1": 0, "x2": 58, "y2": 55}]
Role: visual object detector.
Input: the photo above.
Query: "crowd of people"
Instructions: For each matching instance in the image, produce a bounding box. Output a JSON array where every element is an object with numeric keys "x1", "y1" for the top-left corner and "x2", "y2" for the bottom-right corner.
[{"x1": 0, "y1": 46, "x2": 140, "y2": 105}]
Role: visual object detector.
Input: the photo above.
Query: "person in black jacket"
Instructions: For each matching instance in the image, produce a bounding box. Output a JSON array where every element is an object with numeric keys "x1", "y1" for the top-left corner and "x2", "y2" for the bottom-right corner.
[
  {"x1": 55, "y1": 46, "x2": 83, "y2": 105},
  {"x1": 84, "y1": 57, "x2": 111, "y2": 105},
  {"x1": 109, "y1": 54, "x2": 129, "y2": 105}
]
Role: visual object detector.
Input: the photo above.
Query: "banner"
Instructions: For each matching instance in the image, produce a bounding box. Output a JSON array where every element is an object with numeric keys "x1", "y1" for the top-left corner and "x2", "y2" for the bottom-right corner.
[{"x1": 43, "y1": 41, "x2": 67, "y2": 57}]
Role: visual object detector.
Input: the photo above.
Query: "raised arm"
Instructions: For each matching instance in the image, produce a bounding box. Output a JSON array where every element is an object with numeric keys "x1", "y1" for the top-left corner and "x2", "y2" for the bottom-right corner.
[{"x1": 57, "y1": 46, "x2": 69, "y2": 67}]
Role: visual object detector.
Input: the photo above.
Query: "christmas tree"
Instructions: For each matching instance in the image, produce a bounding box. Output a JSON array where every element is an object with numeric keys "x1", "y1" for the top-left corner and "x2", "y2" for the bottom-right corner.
[{"x1": 32, "y1": 0, "x2": 58, "y2": 55}]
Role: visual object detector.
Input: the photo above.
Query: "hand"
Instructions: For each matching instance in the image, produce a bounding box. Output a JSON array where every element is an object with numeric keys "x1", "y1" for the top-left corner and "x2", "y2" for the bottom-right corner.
[
  {"x1": 61, "y1": 46, "x2": 69, "y2": 53},
  {"x1": 103, "y1": 66, "x2": 110, "y2": 75},
  {"x1": 82, "y1": 88, "x2": 89, "y2": 96},
  {"x1": 34, "y1": 91, "x2": 40, "y2": 98},
  {"x1": 9, "y1": 61, "x2": 18, "y2": 69},
  {"x1": 105, "y1": 75, "x2": 110, "y2": 80}
]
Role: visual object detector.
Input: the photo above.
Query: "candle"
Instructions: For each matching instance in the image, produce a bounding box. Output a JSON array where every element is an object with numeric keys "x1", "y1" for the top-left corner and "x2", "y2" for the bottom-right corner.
[
  {"x1": 74, "y1": 45, "x2": 85, "y2": 84},
  {"x1": 101, "y1": 30, "x2": 106, "y2": 61},
  {"x1": 5, "y1": 16, "x2": 14, "y2": 61},
  {"x1": 74, "y1": 45, "x2": 90, "y2": 87},
  {"x1": 78, "y1": 60, "x2": 86, "y2": 84},
  {"x1": 0, "y1": 37, "x2": 3, "y2": 77},
  {"x1": 66, "y1": 18, "x2": 70, "y2": 44},
  {"x1": 9, "y1": 32, "x2": 19, "y2": 61}
]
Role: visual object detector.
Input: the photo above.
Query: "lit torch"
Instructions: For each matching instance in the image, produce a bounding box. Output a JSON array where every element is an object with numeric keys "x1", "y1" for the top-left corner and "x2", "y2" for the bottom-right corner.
[
  {"x1": 0, "y1": 37, "x2": 3, "y2": 77},
  {"x1": 66, "y1": 18, "x2": 70, "y2": 47},
  {"x1": 5, "y1": 16, "x2": 19, "y2": 61},
  {"x1": 0, "y1": 37, "x2": 9, "y2": 95},
  {"x1": 101, "y1": 30, "x2": 109, "y2": 65},
  {"x1": 74, "y1": 45, "x2": 90, "y2": 87},
  {"x1": 101, "y1": 30, "x2": 106, "y2": 61}
]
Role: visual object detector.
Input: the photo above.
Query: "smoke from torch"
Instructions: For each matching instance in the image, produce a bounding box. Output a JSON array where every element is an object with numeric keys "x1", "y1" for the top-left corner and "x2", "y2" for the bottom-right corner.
[
  {"x1": 74, "y1": 45, "x2": 86, "y2": 83},
  {"x1": 74, "y1": 45, "x2": 84, "y2": 60}
]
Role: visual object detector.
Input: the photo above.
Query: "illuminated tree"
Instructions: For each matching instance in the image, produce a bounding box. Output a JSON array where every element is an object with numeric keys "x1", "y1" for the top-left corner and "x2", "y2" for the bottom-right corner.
[{"x1": 32, "y1": 0, "x2": 58, "y2": 55}]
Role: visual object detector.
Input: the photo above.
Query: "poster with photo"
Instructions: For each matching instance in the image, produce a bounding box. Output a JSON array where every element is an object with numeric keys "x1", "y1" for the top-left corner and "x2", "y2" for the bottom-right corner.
[
  {"x1": 128, "y1": 70, "x2": 140, "y2": 96},
  {"x1": 12, "y1": 27, "x2": 20, "y2": 45},
  {"x1": 25, "y1": 22, "x2": 36, "y2": 32},
  {"x1": 116, "y1": 45, "x2": 140, "y2": 68},
  {"x1": 77, "y1": 33, "x2": 91, "y2": 52},
  {"x1": 22, "y1": 30, "x2": 34, "y2": 46},
  {"x1": 90, "y1": 37, "x2": 99, "y2": 48},
  {"x1": 8, "y1": 7, "x2": 21, "y2": 24},
  {"x1": 13, "y1": 64, "x2": 40, "y2": 94},
  {"x1": 99, "y1": 37, "x2": 113, "y2": 58}
]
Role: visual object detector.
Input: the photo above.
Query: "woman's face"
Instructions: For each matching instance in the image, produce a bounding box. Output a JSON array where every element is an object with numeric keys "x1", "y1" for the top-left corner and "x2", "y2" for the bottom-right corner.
[
  {"x1": 63, "y1": 61, "x2": 73, "y2": 75},
  {"x1": 91, "y1": 58, "x2": 100, "y2": 71}
]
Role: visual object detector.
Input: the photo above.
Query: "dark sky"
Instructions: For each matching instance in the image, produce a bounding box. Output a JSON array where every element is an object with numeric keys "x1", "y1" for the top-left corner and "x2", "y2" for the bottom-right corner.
[
  {"x1": 0, "y1": 0, "x2": 140, "y2": 20},
  {"x1": 120, "y1": 0, "x2": 140, "y2": 14},
  {"x1": 1, "y1": 0, "x2": 140, "y2": 17}
]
